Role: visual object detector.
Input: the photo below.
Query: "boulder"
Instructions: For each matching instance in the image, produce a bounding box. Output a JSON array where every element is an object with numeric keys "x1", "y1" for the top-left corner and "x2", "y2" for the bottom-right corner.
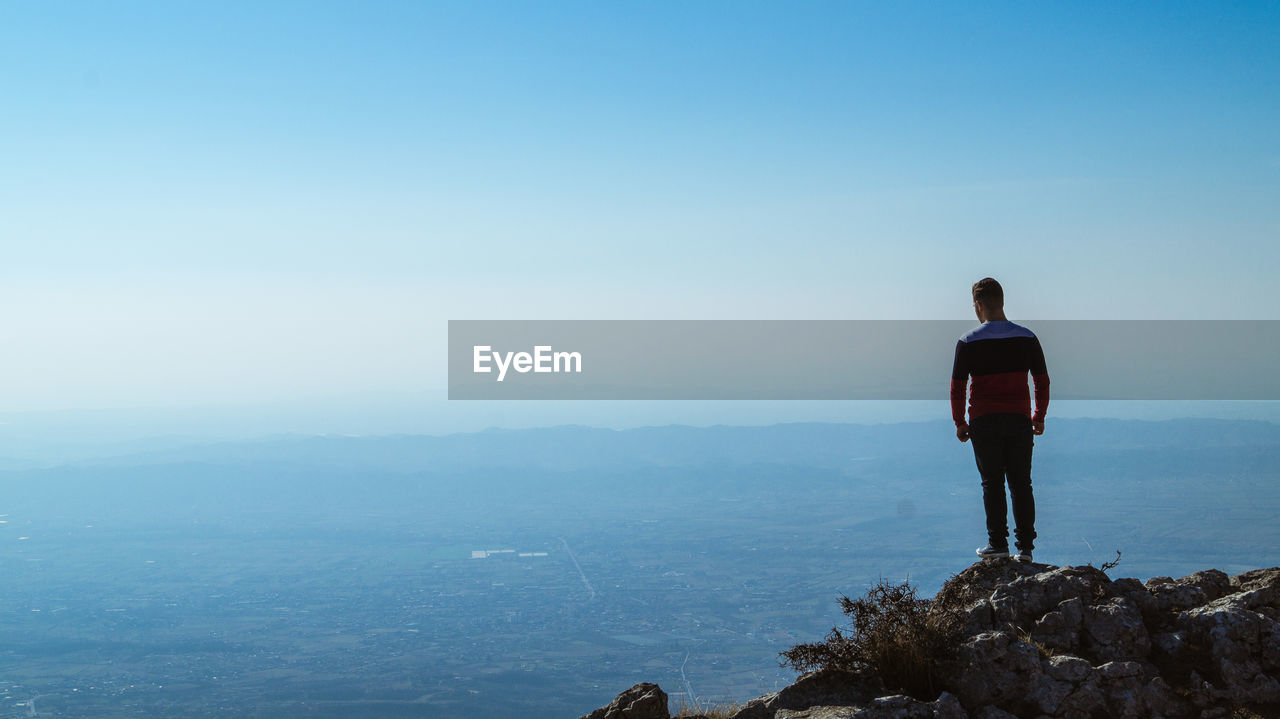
[
  {"x1": 949, "y1": 631, "x2": 1048, "y2": 714},
  {"x1": 1145, "y1": 570, "x2": 1231, "y2": 613},
  {"x1": 1230, "y1": 567, "x2": 1280, "y2": 594},
  {"x1": 773, "y1": 693, "x2": 968, "y2": 719},
  {"x1": 1081, "y1": 596, "x2": 1150, "y2": 662},
  {"x1": 931, "y1": 561, "x2": 1047, "y2": 617},
  {"x1": 580, "y1": 682, "x2": 669, "y2": 719},
  {"x1": 990, "y1": 565, "x2": 1114, "y2": 629},
  {"x1": 1031, "y1": 597, "x2": 1084, "y2": 652},
  {"x1": 775, "y1": 695, "x2": 932, "y2": 719},
  {"x1": 931, "y1": 692, "x2": 968, "y2": 719},
  {"x1": 731, "y1": 668, "x2": 884, "y2": 719},
  {"x1": 1177, "y1": 594, "x2": 1280, "y2": 704},
  {"x1": 1043, "y1": 655, "x2": 1091, "y2": 683}
]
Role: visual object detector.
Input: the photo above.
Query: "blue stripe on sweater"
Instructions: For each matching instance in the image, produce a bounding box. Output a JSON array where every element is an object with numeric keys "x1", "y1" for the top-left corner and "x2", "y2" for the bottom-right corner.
[{"x1": 960, "y1": 320, "x2": 1036, "y2": 343}]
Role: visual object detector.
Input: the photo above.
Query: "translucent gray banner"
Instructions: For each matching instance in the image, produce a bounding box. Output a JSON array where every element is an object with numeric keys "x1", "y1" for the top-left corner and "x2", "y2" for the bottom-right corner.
[{"x1": 447, "y1": 320, "x2": 1280, "y2": 400}]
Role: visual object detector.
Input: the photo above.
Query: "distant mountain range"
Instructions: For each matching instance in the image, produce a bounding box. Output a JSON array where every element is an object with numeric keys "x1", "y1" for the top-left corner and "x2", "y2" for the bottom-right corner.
[{"x1": 19, "y1": 416, "x2": 1279, "y2": 474}]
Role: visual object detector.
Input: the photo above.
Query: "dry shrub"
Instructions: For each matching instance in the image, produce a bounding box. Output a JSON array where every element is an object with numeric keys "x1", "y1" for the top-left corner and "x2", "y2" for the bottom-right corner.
[{"x1": 779, "y1": 577, "x2": 963, "y2": 700}]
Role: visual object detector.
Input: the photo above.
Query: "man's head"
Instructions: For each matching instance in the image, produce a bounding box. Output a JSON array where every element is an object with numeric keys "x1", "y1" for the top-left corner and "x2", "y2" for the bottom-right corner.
[{"x1": 972, "y1": 277, "x2": 1004, "y2": 321}]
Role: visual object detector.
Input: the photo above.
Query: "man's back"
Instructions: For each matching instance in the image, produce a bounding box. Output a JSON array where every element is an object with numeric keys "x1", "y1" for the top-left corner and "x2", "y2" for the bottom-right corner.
[{"x1": 951, "y1": 320, "x2": 1049, "y2": 425}]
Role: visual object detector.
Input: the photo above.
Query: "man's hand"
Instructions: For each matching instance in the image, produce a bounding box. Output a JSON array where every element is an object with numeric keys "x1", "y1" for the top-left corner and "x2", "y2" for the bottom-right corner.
[
  {"x1": 1032, "y1": 419, "x2": 1045, "y2": 436},
  {"x1": 956, "y1": 422, "x2": 970, "y2": 442}
]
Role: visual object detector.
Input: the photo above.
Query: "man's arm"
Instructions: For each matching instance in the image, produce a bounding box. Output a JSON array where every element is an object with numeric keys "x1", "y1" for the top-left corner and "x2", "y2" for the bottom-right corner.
[
  {"x1": 1031, "y1": 336, "x2": 1049, "y2": 435},
  {"x1": 950, "y1": 340, "x2": 970, "y2": 441}
]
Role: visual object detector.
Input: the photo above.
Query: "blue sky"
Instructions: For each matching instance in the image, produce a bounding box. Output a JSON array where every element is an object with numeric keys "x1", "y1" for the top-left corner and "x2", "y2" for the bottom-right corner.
[{"x1": 0, "y1": 2, "x2": 1277, "y2": 432}]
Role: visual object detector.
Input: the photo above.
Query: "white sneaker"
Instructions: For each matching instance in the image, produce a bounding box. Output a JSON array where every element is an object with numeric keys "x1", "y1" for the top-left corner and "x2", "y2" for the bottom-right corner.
[{"x1": 976, "y1": 544, "x2": 1010, "y2": 559}]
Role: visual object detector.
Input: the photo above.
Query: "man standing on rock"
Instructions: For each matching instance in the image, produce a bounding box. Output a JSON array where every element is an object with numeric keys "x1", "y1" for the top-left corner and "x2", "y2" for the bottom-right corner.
[{"x1": 951, "y1": 277, "x2": 1049, "y2": 563}]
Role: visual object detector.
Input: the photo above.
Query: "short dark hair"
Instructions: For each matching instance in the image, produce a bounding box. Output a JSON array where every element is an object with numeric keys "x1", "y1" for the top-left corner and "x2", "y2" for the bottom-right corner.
[{"x1": 972, "y1": 277, "x2": 1003, "y2": 306}]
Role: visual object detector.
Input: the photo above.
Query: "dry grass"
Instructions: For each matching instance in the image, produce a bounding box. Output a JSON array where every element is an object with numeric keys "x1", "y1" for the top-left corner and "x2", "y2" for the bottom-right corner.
[
  {"x1": 1232, "y1": 705, "x2": 1280, "y2": 719},
  {"x1": 671, "y1": 695, "x2": 742, "y2": 718},
  {"x1": 1016, "y1": 627, "x2": 1057, "y2": 658}
]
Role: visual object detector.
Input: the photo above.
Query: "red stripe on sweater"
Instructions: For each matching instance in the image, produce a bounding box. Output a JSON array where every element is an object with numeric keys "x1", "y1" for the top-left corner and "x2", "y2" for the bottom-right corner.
[{"x1": 968, "y1": 370, "x2": 1040, "y2": 421}]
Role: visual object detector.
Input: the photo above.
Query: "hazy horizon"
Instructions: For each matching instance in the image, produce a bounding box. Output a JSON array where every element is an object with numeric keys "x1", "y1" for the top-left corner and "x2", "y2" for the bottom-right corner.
[
  {"x1": 1, "y1": 405, "x2": 1278, "y2": 467},
  {"x1": 2, "y1": 400, "x2": 1279, "y2": 462}
]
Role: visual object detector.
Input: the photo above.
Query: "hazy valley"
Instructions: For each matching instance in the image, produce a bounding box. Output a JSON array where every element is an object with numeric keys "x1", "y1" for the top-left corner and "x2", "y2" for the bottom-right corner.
[{"x1": 1, "y1": 418, "x2": 1277, "y2": 718}]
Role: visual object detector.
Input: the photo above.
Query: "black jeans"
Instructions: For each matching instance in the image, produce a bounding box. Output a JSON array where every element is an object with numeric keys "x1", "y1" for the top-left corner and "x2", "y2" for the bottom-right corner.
[{"x1": 970, "y1": 413, "x2": 1036, "y2": 552}]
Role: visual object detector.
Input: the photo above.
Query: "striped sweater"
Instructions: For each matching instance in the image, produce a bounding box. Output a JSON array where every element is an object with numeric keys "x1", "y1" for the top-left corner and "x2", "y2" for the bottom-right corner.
[{"x1": 950, "y1": 320, "x2": 1050, "y2": 426}]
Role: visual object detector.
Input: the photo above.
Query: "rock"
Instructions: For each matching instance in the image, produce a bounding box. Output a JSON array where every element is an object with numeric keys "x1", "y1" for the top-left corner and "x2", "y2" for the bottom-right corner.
[
  {"x1": 848, "y1": 695, "x2": 935, "y2": 718},
  {"x1": 731, "y1": 668, "x2": 884, "y2": 719},
  {"x1": 1025, "y1": 676, "x2": 1073, "y2": 716},
  {"x1": 1145, "y1": 571, "x2": 1231, "y2": 614},
  {"x1": 1055, "y1": 671, "x2": 1107, "y2": 717},
  {"x1": 949, "y1": 631, "x2": 1046, "y2": 713},
  {"x1": 1230, "y1": 567, "x2": 1280, "y2": 594},
  {"x1": 592, "y1": 564, "x2": 1280, "y2": 719},
  {"x1": 1112, "y1": 577, "x2": 1146, "y2": 595},
  {"x1": 1145, "y1": 675, "x2": 1194, "y2": 718},
  {"x1": 958, "y1": 599, "x2": 995, "y2": 636},
  {"x1": 580, "y1": 682, "x2": 669, "y2": 719},
  {"x1": 1177, "y1": 589, "x2": 1280, "y2": 704},
  {"x1": 776, "y1": 708, "x2": 860, "y2": 719},
  {"x1": 931, "y1": 561, "x2": 1047, "y2": 616},
  {"x1": 1111, "y1": 577, "x2": 1162, "y2": 626},
  {"x1": 1031, "y1": 597, "x2": 1084, "y2": 652},
  {"x1": 774, "y1": 698, "x2": 940, "y2": 719},
  {"x1": 990, "y1": 565, "x2": 1115, "y2": 629},
  {"x1": 931, "y1": 692, "x2": 968, "y2": 719},
  {"x1": 1148, "y1": 581, "x2": 1208, "y2": 613},
  {"x1": 1081, "y1": 597, "x2": 1151, "y2": 662},
  {"x1": 1043, "y1": 654, "x2": 1091, "y2": 683},
  {"x1": 1095, "y1": 667, "x2": 1193, "y2": 719},
  {"x1": 1181, "y1": 570, "x2": 1232, "y2": 602},
  {"x1": 1150, "y1": 629, "x2": 1195, "y2": 673},
  {"x1": 1096, "y1": 661, "x2": 1142, "y2": 680}
]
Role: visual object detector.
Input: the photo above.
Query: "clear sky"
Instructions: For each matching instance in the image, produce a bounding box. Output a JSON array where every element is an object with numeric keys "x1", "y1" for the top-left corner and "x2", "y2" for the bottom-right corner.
[{"x1": 0, "y1": 2, "x2": 1277, "y2": 434}]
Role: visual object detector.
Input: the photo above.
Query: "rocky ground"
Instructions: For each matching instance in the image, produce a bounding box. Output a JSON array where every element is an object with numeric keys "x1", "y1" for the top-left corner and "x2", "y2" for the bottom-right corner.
[{"x1": 579, "y1": 562, "x2": 1280, "y2": 719}]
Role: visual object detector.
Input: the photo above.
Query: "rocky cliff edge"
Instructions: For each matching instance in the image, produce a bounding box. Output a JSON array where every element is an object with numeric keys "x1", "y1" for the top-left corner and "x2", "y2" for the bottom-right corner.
[{"x1": 579, "y1": 562, "x2": 1280, "y2": 719}]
